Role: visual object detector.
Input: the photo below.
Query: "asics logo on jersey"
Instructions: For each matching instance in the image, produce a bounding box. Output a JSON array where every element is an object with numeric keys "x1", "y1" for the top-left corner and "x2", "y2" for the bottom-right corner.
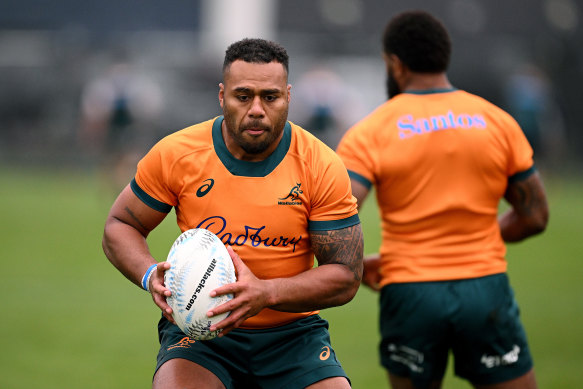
[
  {"x1": 278, "y1": 183, "x2": 303, "y2": 205},
  {"x1": 196, "y1": 179, "x2": 214, "y2": 197},
  {"x1": 197, "y1": 216, "x2": 302, "y2": 252},
  {"x1": 319, "y1": 346, "x2": 331, "y2": 361}
]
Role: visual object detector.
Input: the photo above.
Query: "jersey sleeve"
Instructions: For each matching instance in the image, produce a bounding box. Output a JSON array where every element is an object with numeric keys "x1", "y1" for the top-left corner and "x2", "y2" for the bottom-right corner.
[
  {"x1": 336, "y1": 124, "x2": 377, "y2": 189},
  {"x1": 308, "y1": 147, "x2": 360, "y2": 231},
  {"x1": 133, "y1": 139, "x2": 178, "y2": 212}
]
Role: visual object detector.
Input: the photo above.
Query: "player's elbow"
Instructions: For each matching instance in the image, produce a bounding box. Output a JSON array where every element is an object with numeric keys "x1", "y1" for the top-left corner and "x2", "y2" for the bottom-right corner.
[
  {"x1": 102, "y1": 225, "x2": 116, "y2": 263},
  {"x1": 529, "y1": 198, "x2": 550, "y2": 234},
  {"x1": 336, "y1": 272, "x2": 362, "y2": 306},
  {"x1": 102, "y1": 217, "x2": 117, "y2": 254},
  {"x1": 343, "y1": 282, "x2": 361, "y2": 305},
  {"x1": 317, "y1": 266, "x2": 361, "y2": 309},
  {"x1": 530, "y1": 207, "x2": 549, "y2": 236},
  {"x1": 516, "y1": 209, "x2": 549, "y2": 241}
]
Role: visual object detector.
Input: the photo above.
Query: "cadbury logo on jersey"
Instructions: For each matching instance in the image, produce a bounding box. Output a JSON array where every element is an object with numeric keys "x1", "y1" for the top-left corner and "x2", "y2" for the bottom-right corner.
[
  {"x1": 278, "y1": 183, "x2": 303, "y2": 205},
  {"x1": 397, "y1": 111, "x2": 487, "y2": 139},
  {"x1": 196, "y1": 216, "x2": 302, "y2": 252}
]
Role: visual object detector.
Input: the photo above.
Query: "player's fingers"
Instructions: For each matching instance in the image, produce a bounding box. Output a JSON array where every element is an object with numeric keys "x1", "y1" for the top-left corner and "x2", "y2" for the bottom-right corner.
[
  {"x1": 152, "y1": 289, "x2": 173, "y2": 315},
  {"x1": 363, "y1": 278, "x2": 380, "y2": 292},
  {"x1": 157, "y1": 261, "x2": 170, "y2": 269},
  {"x1": 209, "y1": 305, "x2": 251, "y2": 332},
  {"x1": 368, "y1": 283, "x2": 381, "y2": 292},
  {"x1": 151, "y1": 262, "x2": 171, "y2": 296},
  {"x1": 151, "y1": 277, "x2": 171, "y2": 297},
  {"x1": 206, "y1": 291, "x2": 244, "y2": 317},
  {"x1": 216, "y1": 316, "x2": 247, "y2": 337},
  {"x1": 156, "y1": 261, "x2": 171, "y2": 276},
  {"x1": 226, "y1": 246, "x2": 249, "y2": 276},
  {"x1": 209, "y1": 280, "x2": 241, "y2": 298},
  {"x1": 163, "y1": 311, "x2": 176, "y2": 324},
  {"x1": 220, "y1": 311, "x2": 254, "y2": 336}
]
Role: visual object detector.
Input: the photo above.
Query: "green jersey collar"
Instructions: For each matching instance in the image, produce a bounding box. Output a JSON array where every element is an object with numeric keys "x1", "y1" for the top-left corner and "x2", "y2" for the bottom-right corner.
[
  {"x1": 405, "y1": 88, "x2": 458, "y2": 95},
  {"x1": 212, "y1": 116, "x2": 292, "y2": 177}
]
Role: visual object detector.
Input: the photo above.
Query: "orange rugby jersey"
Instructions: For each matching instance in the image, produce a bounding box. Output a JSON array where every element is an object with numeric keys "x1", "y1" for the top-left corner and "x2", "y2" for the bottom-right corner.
[
  {"x1": 133, "y1": 116, "x2": 359, "y2": 328},
  {"x1": 336, "y1": 89, "x2": 534, "y2": 286}
]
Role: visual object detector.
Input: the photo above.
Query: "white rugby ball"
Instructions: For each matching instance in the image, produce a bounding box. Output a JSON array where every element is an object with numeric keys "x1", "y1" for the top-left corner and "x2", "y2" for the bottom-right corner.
[{"x1": 164, "y1": 228, "x2": 236, "y2": 340}]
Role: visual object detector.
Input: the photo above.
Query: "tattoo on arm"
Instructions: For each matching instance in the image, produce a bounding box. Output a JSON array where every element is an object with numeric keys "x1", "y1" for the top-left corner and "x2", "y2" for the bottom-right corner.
[
  {"x1": 123, "y1": 206, "x2": 148, "y2": 233},
  {"x1": 311, "y1": 224, "x2": 364, "y2": 281},
  {"x1": 505, "y1": 174, "x2": 547, "y2": 217},
  {"x1": 507, "y1": 182, "x2": 531, "y2": 214}
]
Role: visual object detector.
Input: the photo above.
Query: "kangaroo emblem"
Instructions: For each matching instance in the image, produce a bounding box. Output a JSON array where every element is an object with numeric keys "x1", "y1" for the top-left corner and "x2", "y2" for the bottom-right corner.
[{"x1": 279, "y1": 183, "x2": 303, "y2": 201}]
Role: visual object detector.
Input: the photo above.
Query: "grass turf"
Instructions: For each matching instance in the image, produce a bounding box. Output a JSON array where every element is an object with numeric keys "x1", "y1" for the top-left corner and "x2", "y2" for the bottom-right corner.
[{"x1": 0, "y1": 167, "x2": 580, "y2": 388}]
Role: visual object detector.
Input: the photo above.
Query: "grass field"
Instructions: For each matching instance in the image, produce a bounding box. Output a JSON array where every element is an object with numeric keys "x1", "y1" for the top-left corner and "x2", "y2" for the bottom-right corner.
[{"x1": 0, "y1": 167, "x2": 581, "y2": 389}]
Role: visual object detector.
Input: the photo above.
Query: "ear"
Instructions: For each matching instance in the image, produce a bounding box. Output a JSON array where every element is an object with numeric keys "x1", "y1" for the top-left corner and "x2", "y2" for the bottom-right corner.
[
  {"x1": 387, "y1": 54, "x2": 405, "y2": 78},
  {"x1": 287, "y1": 84, "x2": 291, "y2": 103},
  {"x1": 382, "y1": 52, "x2": 391, "y2": 69},
  {"x1": 218, "y1": 82, "x2": 225, "y2": 108}
]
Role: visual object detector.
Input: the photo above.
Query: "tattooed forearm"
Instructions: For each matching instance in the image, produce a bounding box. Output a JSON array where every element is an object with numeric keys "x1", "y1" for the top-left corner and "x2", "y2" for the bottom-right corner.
[
  {"x1": 311, "y1": 224, "x2": 364, "y2": 281},
  {"x1": 500, "y1": 171, "x2": 549, "y2": 241}
]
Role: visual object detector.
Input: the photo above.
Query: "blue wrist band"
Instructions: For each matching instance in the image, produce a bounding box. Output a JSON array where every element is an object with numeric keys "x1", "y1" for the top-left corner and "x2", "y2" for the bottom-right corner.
[{"x1": 141, "y1": 264, "x2": 158, "y2": 292}]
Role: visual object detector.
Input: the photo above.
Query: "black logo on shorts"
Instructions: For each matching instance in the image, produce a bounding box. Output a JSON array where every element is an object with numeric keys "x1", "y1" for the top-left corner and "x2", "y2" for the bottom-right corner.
[{"x1": 196, "y1": 179, "x2": 214, "y2": 197}]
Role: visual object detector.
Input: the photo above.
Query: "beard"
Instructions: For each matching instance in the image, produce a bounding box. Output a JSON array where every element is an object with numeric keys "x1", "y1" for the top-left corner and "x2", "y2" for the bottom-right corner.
[
  {"x1": 223, "y1": 103, "x2": 288, "y2": 155},
  {"x1": 386, "y1": 72, "x2": 402, "y2": 99}
]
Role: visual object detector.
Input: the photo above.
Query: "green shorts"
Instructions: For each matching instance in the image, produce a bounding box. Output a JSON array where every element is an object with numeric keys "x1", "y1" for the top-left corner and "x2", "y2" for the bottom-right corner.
[
  {"x1": 379, "y1": 273, "x2": 533, "y2": 388},
  {"x1": 156, "y1": 314, "x2": 349, "y2": 389}
]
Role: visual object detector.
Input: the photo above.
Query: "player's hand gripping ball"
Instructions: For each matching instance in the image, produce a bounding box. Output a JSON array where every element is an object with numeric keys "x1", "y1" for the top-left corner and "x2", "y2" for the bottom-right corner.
[{"x1": 164, "y1": 228, "x2": 236, "y2": 340}]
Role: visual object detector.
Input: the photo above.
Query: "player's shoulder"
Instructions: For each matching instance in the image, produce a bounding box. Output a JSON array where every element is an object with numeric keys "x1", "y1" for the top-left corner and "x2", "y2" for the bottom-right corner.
[
  {"x1": 339, "y1": 100, "x2": 394, "y2": 146},
  {"x1": 452, "y1": 89, "x2": 491, "y2": 105},
  {"x1": 153, "y1": 117, "x2": 216, "y2": 157},
  {"x1": 454, "y1": 90, "x2": 512, "y2": 116},
  {"x1": 451, "y1": 90, "x2": 522, "y2": 136}
]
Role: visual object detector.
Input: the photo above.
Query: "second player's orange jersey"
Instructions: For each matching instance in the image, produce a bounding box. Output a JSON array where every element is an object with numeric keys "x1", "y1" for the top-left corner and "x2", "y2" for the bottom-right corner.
[
  {"x1": 134, "y1": 116, "x2": 359, "y2": 328},
  {"x1": 336, "y1": 89, "x2": 534, "y2": 286}
]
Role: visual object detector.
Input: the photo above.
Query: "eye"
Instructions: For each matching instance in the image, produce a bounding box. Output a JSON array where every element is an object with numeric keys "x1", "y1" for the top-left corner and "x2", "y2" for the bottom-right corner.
[
  {"x1": 264, "y1": 95, "x2": 277, "y2": 102},
  {"x1": 237, "y1": 95, "x2": 250, "y2": 102}
]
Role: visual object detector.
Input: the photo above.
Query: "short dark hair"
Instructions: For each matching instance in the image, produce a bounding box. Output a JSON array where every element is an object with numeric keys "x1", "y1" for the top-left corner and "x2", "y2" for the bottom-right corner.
[
  {"x1": 382, "y1": 10, "x2": 451, "y2": 73},
  {"x1": 223, "y1": 38, "x2": 289, "y2": 75}
]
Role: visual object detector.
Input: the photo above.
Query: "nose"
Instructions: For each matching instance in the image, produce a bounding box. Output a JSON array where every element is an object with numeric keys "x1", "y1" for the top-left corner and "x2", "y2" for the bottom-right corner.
[{"x1": 248, "y1": 96, "x2": 265, "y2": 118}]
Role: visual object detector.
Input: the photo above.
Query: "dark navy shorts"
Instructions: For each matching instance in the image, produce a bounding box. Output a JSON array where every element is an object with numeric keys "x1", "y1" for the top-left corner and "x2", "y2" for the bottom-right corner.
[
  {"x1": 156, "y1": 314, "x2": 349, "y2": 388},
  {"x1": 379, "y1": 273, "x2": 533, "y2": 388}
]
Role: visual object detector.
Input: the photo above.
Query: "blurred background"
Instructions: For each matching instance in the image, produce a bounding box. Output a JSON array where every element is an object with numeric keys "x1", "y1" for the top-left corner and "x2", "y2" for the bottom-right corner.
[
  {"x1": 1, "y1": 1, "x2": 581, "y2": 388},
  {"x1": 1, "y1": 0, "x2": 581, "y2": 172}
]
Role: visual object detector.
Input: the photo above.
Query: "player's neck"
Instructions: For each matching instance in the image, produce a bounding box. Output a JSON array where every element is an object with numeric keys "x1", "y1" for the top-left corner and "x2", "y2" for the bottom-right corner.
[{"x1": 404, "y1": 72, "x2": 452, "y2": 92}]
